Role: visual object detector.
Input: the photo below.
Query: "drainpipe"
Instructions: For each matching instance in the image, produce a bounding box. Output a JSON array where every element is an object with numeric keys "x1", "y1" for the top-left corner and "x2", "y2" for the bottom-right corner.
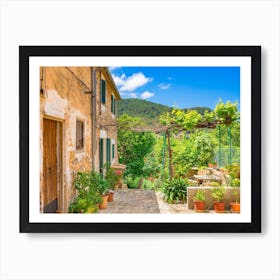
[{"x1": 91, "y1": 67, "x2": 97, "y2": 171}]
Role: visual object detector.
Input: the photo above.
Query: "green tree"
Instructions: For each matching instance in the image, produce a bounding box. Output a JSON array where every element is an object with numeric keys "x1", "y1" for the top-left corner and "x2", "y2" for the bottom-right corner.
[{"x1": 117, "y1": 114, "x2": 155, "y2": 178}]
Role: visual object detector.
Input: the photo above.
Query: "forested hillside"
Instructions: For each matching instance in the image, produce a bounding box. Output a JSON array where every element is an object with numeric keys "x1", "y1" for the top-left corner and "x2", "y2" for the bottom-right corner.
[{"x1": 117, "y1": 98, "x2": 211, "y2": 125}]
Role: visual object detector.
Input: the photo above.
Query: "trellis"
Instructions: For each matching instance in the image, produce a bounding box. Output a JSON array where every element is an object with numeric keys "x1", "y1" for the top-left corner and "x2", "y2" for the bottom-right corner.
[{"x1": 130, "y1": 119, "x2": 235, "y2": 180}]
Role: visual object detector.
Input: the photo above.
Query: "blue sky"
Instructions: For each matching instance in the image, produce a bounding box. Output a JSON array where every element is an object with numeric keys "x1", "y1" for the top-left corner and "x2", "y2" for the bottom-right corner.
[{"x1": 109, "y1": 66, "x2": 240, "y2": 110}]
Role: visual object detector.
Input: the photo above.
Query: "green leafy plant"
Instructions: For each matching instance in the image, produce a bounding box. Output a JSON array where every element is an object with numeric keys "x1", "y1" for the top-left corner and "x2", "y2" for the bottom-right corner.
[
  {"x1": 231, "y1": 178, "x2": 240, "y2": 203},
  {"x1": 69, "y1": 171, "x2": 103, "y2": 213},
  {"x1": 161, "y1": 178, "x2": 189, "y2": 204},
  {"x1": 226, "y1": 164, "x2": 240, "y2": 179},
  {"x1": 105, "y1": 165, "x2": 121, "y2": 189},
  {"x1": 208, "y1": 181, "x2": 221, "y2": 187},
  {"x1": 95, "y1": 175, "x2": 110, "y2": 196},
  {"x1": 211, "y1": 186, "x2": 226, "y2": 202},
  {"x1": 124, "y1": 176, "x2": 141, "y2": 189},
  {"x1": 193, "y1": 189, "x2": 205, "y2": 202},
  {"x1": 117, "y1": 114, "x2": 155, "y2": 178},
  {"x1": 214, "y1": 100, "x2": 239, "y2": 125}
]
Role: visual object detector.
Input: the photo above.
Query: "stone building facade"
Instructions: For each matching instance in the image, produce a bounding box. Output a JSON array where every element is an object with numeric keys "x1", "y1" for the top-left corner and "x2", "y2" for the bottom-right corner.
[{"x1": 40, "y1": 67, "x2": 120, "y2": 213}]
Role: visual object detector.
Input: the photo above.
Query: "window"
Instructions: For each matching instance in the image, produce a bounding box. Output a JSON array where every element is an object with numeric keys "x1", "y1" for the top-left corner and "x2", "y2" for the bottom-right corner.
[
  {"x1": 101, "y1": 79, "x2": 106, "y2": 104},
  {"x1": 76, "y1": 120, "x2": 84, "y2": 150}
]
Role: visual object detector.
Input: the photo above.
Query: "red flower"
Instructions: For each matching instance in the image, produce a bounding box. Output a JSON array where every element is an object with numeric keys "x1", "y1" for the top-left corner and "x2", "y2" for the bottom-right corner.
[{"x1": 115, "y1": 170, "x2": 122, "y2": 176}]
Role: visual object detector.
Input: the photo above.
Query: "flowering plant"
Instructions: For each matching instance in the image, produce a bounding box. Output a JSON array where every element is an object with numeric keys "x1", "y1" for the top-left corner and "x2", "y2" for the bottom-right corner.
[{"x1": 115, "y1": 169, "x2": 123, "y2": 176}]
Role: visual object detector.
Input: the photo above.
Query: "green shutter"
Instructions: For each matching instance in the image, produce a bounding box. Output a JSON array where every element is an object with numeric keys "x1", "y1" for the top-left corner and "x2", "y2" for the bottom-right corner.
[
  {"x1": 106, "y1": 138, "x2": 111, "y2": 167},
  {"x1": 112, "y1": 144, "x2": 115, "y2": 159},
  {"x1": 99, "y1": 138, "x2": 103, "y2": 173},
  {"x1": 101, "y1": 80, "x2": 106, "y2": 104},
  {"x1": 111, "y1": 95, "x2": 114, "y2": 113}
]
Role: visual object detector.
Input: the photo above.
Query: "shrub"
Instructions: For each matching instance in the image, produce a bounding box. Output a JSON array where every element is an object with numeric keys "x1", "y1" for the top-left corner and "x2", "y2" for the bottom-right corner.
[
  {"x1": 68, "y1": 171, "x2": 104, "y2": 213},
  {"x1": 125, "y1": 176, "x2": 141, "y2": 189},
  {"x1": 105, "y1": 166, "x2": 120, "y2": 190},
  {"x1": 226, "y1": 164, "x2": 240, "y2": 179},
  {"x1": 162, "y1": 178, "x2": 189, "y2": 204}
]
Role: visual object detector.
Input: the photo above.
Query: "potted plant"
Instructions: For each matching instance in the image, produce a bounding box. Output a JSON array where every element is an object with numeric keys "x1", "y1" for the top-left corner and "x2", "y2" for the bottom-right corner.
[
  {"x1": 211, "y1": 186, "x2": 226, "y2": 212},
  {"x1": 193, "y1": 189, "x2": 205, "y2": 211},
  {"x1": 230, "y1": 178, "x2": 240, "y2": 213},
  {"x1": 95, "y1": 173, "x2": 110, "y2": 209},
  {"x1": 105, "y1": 166, "x2": 121, "y2": 202}
]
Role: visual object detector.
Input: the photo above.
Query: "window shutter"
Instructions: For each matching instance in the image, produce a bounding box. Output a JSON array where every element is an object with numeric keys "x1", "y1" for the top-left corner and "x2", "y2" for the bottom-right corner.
[
  {"x1": 106, "y1": 138, "x2": 111, "y2": 166},
  {"x1": 76, "y1": 120, "x2": 84, "y2": 150},
  {"x1": 111, "y1": 95, "x2": 114, "y2": 113},
  {"x1": 101, "y1": 80, "x2": 106, "y2": 104},
  {"x1": 99, "y1": 138, "x2": 103, "y2": 173},
  {"x1": 112, "y1": 144, "x2": 115, "y2": 159}
]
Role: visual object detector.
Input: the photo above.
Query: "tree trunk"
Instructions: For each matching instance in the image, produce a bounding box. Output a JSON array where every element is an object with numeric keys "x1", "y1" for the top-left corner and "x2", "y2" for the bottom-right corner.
[
  {"x1": 137, "y1": 177, "x2": 144, "y2": 189},
  {"x1": 166, "y1": 129, "x2": 173, "y2": 180}
]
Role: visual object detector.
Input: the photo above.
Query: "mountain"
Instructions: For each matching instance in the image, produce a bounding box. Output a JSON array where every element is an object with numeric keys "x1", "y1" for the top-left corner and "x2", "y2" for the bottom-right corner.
[
  {"x1": 117, "y1": 98, "x2": 171, "y2": 125},
  {"x1": 117, "y1": 98, "x2": 211, "y2": 125}
]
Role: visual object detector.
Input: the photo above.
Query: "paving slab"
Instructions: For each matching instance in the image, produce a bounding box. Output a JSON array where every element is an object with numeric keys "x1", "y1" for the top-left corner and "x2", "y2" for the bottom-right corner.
[{"x1": 99, "y1": 189, "x2": 160, "y2": 214}]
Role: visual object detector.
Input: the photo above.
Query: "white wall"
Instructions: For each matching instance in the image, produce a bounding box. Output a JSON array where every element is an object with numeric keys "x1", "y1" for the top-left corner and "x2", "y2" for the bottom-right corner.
[{"x1": 0, "y1": 0, "x2": 279, "y2": 279}]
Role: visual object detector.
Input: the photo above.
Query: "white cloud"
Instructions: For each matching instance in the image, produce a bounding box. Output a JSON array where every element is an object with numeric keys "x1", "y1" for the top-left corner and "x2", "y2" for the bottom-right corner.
[
  {"x1": 159, "y1": 83, "x2": 171, "y2": 90},
  {"x1": 112, "y1": 73, "x2": 126, "y2": 86},
  {"x1": 140, "y1": 91, "x2": 154, "y2": 99},
  {"x1": 112, "y1": 72, "x2": 153, "y2": 92}
]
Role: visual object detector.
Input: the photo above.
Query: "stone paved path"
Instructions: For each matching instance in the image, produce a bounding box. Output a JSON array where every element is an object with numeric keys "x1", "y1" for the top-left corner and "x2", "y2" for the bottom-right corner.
[
  {"x1": 99, "y1": 189, "x2": 160, "y2": 214},
  {"x1": 99, "y1": 188, "x2": 229, "y2": 214}
]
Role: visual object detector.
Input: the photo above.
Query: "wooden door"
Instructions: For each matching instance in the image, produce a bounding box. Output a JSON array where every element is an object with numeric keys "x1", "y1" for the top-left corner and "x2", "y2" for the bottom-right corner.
[{"x1": 43, "y1": 118, "x2": 61, "y2": 213}]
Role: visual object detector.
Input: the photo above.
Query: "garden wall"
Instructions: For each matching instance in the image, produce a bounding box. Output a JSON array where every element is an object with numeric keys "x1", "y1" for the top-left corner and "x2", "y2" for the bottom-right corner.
[{"x1": 187, "y1": 187, "x2": 240, "y2": 210}]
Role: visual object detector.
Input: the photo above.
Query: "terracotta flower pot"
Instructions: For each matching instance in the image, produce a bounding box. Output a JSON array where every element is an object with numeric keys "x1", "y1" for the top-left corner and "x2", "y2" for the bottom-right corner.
[
  {"x1": 193, "y1": 201, "x2": 205, "y2": 211},
  {"x1": 230, "y1": 202, "x2": 240, "y2": 213},
  {"x1": 99, "y1": 195, "x2": 109, "y2": 209},
  {"x1": 213, "y1": 202, "x2": 225, "y2": 212},
  {"x1": 108, "y1": 191, "x2": 114, "y2": 202}
]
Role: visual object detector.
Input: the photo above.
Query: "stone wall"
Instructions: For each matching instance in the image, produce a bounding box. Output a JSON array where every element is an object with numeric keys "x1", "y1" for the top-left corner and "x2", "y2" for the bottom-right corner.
[
  {"x1": 94, "y1": 68, "x2": 119, "y2": 171},
  {"x1": 187, "y1": 187, "x2": 240, "y2": 210},
  {"x1": 40, "y1": 67, "x2": 93, "y2": 212}
]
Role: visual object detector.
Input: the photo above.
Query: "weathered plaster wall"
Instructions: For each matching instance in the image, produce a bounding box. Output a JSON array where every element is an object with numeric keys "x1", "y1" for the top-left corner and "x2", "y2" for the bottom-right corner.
[
  {"x1": 40, "y1": 67, "x2": 120, "y2": 212},
  {"x1": 40, "y1": 67, "x2": 93, "y2": 212}
]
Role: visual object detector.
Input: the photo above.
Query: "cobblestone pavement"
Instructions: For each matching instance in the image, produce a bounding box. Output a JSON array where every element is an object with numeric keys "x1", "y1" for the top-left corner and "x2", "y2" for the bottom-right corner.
[{"x1": 99, "y1": 189, "x2": 160, "y2": 213}]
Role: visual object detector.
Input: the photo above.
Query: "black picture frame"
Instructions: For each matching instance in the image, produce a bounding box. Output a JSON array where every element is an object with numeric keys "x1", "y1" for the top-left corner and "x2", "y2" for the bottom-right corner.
[{"x1": 19, "y1": 46, "x2": 261, "y2": 233}]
